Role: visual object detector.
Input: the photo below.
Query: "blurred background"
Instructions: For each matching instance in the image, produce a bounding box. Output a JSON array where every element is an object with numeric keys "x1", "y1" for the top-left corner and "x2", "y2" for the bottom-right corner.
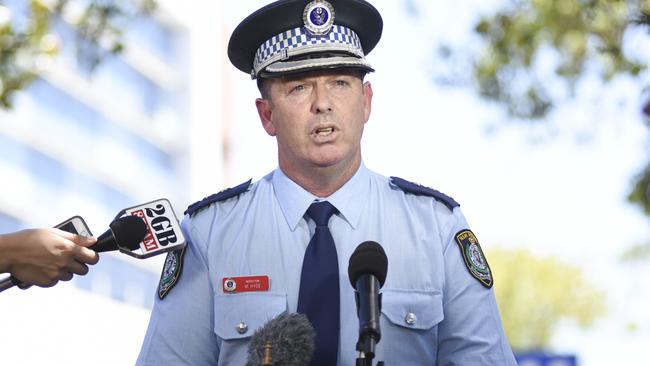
[{"x1": 1, "y1": 0, "x2": 649, "y2": 365}]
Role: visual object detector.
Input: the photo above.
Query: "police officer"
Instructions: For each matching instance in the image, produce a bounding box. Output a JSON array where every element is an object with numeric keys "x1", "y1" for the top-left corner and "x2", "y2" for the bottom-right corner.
[{"x1": 137, "y1": 1, "x2": 517, "y2": 365}]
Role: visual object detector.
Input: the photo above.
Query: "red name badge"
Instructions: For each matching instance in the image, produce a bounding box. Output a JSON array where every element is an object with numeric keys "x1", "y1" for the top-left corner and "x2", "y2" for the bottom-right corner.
[{"x1": 222, "y1": 275, "x2": 269, "y2": 293}]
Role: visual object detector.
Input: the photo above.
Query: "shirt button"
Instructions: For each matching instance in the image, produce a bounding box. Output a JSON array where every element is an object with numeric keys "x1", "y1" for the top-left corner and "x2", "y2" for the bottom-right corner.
[
  {"x1": 405, "y1": 312, "x2": 417, "y2": 326},
  {"x1": 236, "y1": 321, "x2": 248, "y2": 334}
]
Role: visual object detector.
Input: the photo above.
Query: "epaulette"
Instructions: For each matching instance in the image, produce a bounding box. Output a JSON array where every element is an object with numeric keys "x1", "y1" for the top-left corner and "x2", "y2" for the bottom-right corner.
[
  {"x1": 390, "y1": 176, "x2": 459, "y2": 211},
  {"x1": 184, "y1": 179, "x2": 252, "y2": 216}
]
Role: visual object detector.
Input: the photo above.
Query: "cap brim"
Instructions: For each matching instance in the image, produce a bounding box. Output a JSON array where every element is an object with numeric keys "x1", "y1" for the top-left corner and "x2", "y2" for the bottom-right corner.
[{"x1": 259, "y1": 55, "x2": 374, "y2": 78}]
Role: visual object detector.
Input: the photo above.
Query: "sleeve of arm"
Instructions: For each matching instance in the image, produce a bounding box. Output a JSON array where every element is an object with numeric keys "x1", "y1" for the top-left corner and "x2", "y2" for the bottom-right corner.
[
  {"x1": 436, "y1": 208, "x2": 517, "y2": 366},
  {"x1": 136, "y1": 217, "x2": 220, "y2": 365}
]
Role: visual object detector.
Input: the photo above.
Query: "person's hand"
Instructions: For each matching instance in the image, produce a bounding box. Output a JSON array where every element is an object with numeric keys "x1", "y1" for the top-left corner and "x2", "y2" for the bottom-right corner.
[{"x1": 0, "y1": 228, "x2": 99, "y2": 287}]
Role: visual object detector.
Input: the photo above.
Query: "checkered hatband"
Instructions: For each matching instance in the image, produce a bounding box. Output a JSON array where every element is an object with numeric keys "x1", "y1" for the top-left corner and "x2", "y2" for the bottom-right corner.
[{"x1": 252, "y1": 24, "x2": 364, "y2": 77}]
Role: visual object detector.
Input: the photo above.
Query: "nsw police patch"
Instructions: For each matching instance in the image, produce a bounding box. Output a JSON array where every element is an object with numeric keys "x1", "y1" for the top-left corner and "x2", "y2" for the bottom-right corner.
[
  {"x1": 158, "y1": 246, "x2": 186, "y2": 300},
  {"x1": 454, "y1": 230, "x2": 493, "y2": 288}
]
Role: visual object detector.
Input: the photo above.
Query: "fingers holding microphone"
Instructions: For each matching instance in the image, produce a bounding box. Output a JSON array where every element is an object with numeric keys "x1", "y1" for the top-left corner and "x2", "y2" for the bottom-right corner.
[
  {"x1": 39, "y1": 228, "x2": 100, "y2": 286},
  {"x1": 48, "y1": 228, "x2": 100, "y2": 286},
  {"x1": 2, "y1": 206, "x2": 172, "y2": 292},
  {"x1": 0, "y1": 228, "x2": 98, "y2": 288},
  {"x1": 62, "y1": 228, "x2": 100, "y2": 268}
]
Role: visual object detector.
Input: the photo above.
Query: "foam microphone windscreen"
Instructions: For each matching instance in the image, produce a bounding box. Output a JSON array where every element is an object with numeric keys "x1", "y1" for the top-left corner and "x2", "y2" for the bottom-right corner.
[
  {"x1": 348, "y1": 241, "x2": 388, "y2": 288},
  {"x1": 246, "y1": 312, "x2": 315, "y2": 366},
  {"x1": 108, "y1": 215, "x2": 147, "y2": 250}
]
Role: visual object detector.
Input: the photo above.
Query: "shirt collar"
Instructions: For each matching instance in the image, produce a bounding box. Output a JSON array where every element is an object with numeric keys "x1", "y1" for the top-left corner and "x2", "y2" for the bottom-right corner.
[{"x1": 272, "y1": 162, "x2": 371, "y2": 231}]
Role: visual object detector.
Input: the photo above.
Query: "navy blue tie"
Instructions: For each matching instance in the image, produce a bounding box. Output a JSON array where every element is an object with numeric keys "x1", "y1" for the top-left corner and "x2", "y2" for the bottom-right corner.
[{"x1": 297, "y1": 201, "x2": 340, "y2": 366}]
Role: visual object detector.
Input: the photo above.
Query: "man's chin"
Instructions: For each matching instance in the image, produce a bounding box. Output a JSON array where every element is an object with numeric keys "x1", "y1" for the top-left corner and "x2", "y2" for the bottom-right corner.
[
  {"x1": 308, "y1": 154, "x2": 360, "y2": 171},
  {"x1": 310, "y1": 159, "x2": 340, "y2": 169}
]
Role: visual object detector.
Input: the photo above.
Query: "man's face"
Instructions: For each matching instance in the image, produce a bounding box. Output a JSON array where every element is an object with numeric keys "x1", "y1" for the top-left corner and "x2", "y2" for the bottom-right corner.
[{"x1": 256, "y1": 70, "x2": 373, "y2": 176}]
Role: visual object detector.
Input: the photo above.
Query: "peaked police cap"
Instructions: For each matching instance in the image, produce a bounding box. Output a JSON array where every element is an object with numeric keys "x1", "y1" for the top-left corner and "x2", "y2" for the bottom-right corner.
[{"x1": 228, "y1": 0, "x2": 383, "y2": 79}]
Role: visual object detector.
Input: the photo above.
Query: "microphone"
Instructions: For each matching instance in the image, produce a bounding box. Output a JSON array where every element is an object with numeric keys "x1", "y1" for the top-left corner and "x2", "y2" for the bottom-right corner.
[
  {"x1": 348, "y1": 241, "x2": 388, "y2": 363},
  {"x1": 116, "y1": 198, "x2": 186, "y2": 259},
  {"x1": 0, "y1": 215, "x2": 149, "y2": 293},
  {"x1": 246, "y1": 312, "x2": 315, "y2": 366},
  {"x1": 89, "y1": 215, "x2": 147, "y2": 252}
]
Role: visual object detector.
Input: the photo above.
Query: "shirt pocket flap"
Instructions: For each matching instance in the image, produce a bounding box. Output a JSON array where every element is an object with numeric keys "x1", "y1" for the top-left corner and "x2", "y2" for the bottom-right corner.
[
  {"x1": 381, "y1": 289, "x2": 444, "y2": 330},
  {"x1": 214, "y1": 292, "x2": 287, "y2": 340}
]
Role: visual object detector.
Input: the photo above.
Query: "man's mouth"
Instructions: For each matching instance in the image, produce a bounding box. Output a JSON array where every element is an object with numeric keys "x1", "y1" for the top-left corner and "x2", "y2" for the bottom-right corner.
[{"x1": 315, "y1": 127, "x2": 334, "y2": 136}]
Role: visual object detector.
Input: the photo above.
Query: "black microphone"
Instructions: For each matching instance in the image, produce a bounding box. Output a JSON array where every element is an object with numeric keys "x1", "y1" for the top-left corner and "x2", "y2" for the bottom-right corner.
[
  {"x1": 348, "y1": 241, "x2": 388, "y2": 362},
  {"x1": 246, "y1": 312, "x2": 315, "y2": 366},
  {"x1": 89, "y1": 215, "x2": 147, "y2": 252}
]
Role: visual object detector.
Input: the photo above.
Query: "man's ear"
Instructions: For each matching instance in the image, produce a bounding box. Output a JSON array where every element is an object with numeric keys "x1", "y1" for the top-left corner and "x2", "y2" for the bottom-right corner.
[
  {"x1": 362, "y1": 81, "x2": 373, "y2": 123},
  {"x1": 256, "y1": 98, "x2": 276, "y2": 136}
]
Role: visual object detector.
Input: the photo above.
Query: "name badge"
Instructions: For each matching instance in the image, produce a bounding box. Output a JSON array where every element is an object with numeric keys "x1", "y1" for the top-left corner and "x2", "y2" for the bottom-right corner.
[{"x1": 222, "y1": 275, "x2": 270, "y2": 293}]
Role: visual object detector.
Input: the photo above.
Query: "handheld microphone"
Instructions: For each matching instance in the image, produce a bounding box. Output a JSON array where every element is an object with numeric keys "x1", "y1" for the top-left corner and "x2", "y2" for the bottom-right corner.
[
  {"x1": 348, "y1": 241, "x2": 388, "y2": 362},
  {"x1": 0, "y1": 215, "x2": 149, "y2": 292},
  {"x1": 115, "y1": 198, "x2": 186, "y2": 259},
  {"x1": 246, "y1": 312, "x2": 315, "y2": 366},
  {"x1": 89, "y1": 215, "x2": 147, "y2": 252},
  {"x1": 1, "y1": 198, "x2": 186, "y2": 292}
]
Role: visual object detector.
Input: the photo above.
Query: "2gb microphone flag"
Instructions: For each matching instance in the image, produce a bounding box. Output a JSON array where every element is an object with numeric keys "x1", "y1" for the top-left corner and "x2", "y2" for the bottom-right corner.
[{"x1": 115, "y1": 199, "x2": 186, "y2": 259}]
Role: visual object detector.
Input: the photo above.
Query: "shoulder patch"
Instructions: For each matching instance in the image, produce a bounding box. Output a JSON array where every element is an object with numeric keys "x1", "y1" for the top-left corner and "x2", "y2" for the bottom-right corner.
[
  {"x1": 454, "y1": 230, "x2": 493, "y2": 289},
  {"x1": 158, "y1": 246, "x2": 187, "y2": 300},
  {"x1": 184, "y1": 179, "x2": 252, "y2": 216},
  {"x1": 389, "y1": 176, "x2": 459, "y2": 210}
]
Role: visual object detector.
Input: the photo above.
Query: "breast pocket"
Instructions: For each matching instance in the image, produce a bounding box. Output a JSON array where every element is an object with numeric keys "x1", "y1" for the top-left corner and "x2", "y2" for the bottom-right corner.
[
  {"x1": 378, "y1": 289, "x2": 444, "y2": 362},
  {"x1": 214, "y1": 292, "x2": 287, "y2": 340}
]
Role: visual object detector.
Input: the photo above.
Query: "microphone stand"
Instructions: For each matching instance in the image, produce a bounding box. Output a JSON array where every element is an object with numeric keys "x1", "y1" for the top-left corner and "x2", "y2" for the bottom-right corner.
[
  {"x1": 354, "y1": 277, "x2": 384, "y2": 366},
  {"x1": 355, "y1": 349, "x2": 384, "y2": 366}
]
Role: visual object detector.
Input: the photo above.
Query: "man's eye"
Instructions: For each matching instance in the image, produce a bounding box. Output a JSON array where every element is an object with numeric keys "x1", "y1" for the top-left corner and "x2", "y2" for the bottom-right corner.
[
  {"x1": 290, "y1": 84, "x2": 306, "y2": 93},
  {"x1": 335, "y1": 80, "x2": 349, "y2": 87}
]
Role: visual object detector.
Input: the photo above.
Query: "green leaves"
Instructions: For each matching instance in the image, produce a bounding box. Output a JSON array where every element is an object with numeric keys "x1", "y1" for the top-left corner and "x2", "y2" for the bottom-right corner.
[
  {"x1": 463, "y1": 0, "x2": 650, "y2": 236},
  {"x1": 0, "y1": 0, "x2": 155, "y2": 109},
  {"x1": 470, "y1": 0, "x2": 648, "y2": 119},
  {"x1": 1, "y1": 2, "x2": 42, "y2": 108},
  {"x1": 628, "y1": 159, "x2": 650, "y2": 216},
  {"x1": 488, "y1": 247, "x2": 606, "y2": 350}
]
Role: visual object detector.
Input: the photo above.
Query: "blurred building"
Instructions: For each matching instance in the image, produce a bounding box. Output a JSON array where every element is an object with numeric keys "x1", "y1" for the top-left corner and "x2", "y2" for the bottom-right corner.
[
  {"x1": 1, "y1": 0, "x2": 188, "y2": 305},
  {"x1": 0, "y1": 1, "x2": 226, "y2": 364}
]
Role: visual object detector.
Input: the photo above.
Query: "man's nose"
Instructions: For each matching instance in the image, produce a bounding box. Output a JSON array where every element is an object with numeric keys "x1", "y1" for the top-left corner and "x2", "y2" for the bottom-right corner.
[{"x1": 312, "y1": 83, "x2": 333, "y2": 113}]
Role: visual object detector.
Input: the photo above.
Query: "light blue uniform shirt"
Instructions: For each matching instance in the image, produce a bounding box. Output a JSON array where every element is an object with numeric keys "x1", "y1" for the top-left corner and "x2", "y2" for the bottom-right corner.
[{"x1": 137, "y1": 163, "x2": 517, "y2": 365}]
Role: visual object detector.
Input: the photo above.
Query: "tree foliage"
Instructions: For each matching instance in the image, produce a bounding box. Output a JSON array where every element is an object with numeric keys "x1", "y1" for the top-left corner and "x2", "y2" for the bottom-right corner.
[
  {"x1": 471, "y1": 0, "x2": 649, "y2": 120},
  {"x1": 621, "y1": 241, "x2": 650, "y2": 261},
  {"x1": 629, "y1": 155, "x2": 650, "y2": 215},
  {"x1": 0, "y1": 0, "x2": 155, "y2": 109},
  {"x1": 437, "y1": 0, "x2": 650, "y2": 231},
  {"x1": 488, "y1": 247, "x2": 606, "y2": 350}
]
